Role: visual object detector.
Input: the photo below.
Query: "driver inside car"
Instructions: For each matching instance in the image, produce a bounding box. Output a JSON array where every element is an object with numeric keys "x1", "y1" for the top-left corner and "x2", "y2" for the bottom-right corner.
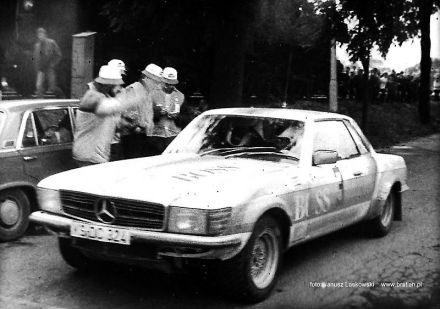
[{"x1": 225, "y1": 119, "x2": 265, "y2": 147}]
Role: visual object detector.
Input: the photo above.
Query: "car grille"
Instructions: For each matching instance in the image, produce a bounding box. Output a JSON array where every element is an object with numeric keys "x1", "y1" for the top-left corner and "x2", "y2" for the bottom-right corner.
[{"x1": 60, "y1": 190, "x2": 165, "y2": 230}]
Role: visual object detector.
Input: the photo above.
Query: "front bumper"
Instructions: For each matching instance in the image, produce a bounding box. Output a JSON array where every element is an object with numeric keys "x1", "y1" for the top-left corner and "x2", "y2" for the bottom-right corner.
[{"x1": 30, "y1": 211, "x2": 248, "y2": 260}]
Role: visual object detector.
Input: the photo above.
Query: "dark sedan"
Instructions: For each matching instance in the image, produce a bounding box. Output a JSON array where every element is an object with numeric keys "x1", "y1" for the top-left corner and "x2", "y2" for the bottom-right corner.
[{"x1": 0, "y1": 99, "x2": 79, "y2": 241}]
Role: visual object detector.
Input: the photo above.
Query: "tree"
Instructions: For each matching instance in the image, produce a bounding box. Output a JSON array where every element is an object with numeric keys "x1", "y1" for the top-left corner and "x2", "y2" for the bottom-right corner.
[
  {"x1": 100, "y1": 0, "x2": 329, "y2": 108},
  {"x1": 253, "y1": 0, "x2": 323, "y2": 104},
  {"x1": 415, "y1": 0, "x2": 440, "y2": 123},
  {"x1": 334, "y1": 0, "x2": 413, "y2": 131}
]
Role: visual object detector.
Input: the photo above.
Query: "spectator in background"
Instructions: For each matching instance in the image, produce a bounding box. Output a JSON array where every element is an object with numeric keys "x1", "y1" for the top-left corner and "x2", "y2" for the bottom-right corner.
[
  {"x1": 33, "y1": 28, "x2": 64, "y2": 98},
  {"x1": 379, "y1": 72, "x2": 388, "y2": 103},
  {"x1": 147, "y1": 67, "x2": 185, "y2": 155},
  {"x1": 338, "y1": 67, "x2": 350, "y2": 99},
  {"x1": 348, "y1": 70, "x2": 356, "y2": 100},
  {"x1": 353, "y1": 69, "x2": 364, "y2": 102},
  {"x1": 433, "y1": 72, "x2": 440, "y2": 101},
  {"x1": 387, "y1": 71, "x2": 398, "y2": 104},
  {"x1": 369, "y1": 68, "x2": 380, "y2": 104}
]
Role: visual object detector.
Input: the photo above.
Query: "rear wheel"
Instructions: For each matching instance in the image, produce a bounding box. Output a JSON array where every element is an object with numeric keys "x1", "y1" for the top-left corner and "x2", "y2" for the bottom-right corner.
[
  {"x1": 213, "y1": 216, "x2": 283, "y2": 303},
  {"x1": 0, "y1": 189, "x2": 30, "y2": 242},
  {"x1": 368, "y1": 190, "x2": 396, "y2": 237}
]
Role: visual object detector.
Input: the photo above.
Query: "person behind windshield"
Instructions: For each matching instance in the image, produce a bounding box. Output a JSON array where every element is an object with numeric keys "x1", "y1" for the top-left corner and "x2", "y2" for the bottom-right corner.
[{"x1": 225, "y1": 119, "x2": 265, "y2": 147}]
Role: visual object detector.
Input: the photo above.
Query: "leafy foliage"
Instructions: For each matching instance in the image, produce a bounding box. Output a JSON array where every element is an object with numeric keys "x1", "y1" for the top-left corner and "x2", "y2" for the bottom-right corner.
[{"x1": 254, "y1": 0, "x2": 323, "y2": 47}]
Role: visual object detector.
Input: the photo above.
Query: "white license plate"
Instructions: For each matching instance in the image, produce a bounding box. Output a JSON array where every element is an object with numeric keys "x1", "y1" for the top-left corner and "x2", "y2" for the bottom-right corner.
[{"x1": 70, "y1": 222, "x2": 131, "y2": 245}]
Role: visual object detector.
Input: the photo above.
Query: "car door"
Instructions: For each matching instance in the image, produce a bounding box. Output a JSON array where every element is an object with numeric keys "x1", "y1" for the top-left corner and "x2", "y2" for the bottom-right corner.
[
  {"x1": 18, "y1": 107, "x2": 76, "y2": 182},
  {"x1": 340, "y1": 119, "x2": 377, "y2": 213},
  {"x1": 306, "y1": 121, "x2": 345, "y2": 238},
  {"x1": 311, "y1": 120, "x2": 376, "y2": 232}
]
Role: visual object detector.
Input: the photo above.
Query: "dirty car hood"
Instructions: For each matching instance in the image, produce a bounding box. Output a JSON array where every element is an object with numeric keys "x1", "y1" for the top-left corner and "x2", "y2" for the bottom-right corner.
[{"x1": 38, "y1": 154, "x2": 295, "y2": 208}]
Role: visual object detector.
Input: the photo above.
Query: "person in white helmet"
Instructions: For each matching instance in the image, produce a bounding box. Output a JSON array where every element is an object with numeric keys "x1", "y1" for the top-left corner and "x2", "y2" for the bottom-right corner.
[
  {"x1": 108, "y1": 59, "x2": 126, "y2": 76},
  {"x1": 147, "y1": 67, "x2": 185, "y2": 155},
  {"x1": 73, "y1": 65, "x2": 134, "y2": 167},
  {"x1": 119, "y1": 63, "x2": 163, "y2": 158}
]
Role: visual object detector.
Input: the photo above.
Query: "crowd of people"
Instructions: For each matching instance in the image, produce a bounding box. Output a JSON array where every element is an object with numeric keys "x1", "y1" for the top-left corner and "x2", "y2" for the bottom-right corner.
[
  {"x1": 72, "y1": 60, "x2": 186, "y2": 167},
  {"x1": 338, "y1": 67, "x2": 424, "y2": 104}
]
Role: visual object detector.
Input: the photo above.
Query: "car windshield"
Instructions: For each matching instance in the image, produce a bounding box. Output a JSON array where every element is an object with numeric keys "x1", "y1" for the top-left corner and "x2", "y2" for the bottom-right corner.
[{"x1": 165, "y1": 114, "x2": 305, "y2": 162}]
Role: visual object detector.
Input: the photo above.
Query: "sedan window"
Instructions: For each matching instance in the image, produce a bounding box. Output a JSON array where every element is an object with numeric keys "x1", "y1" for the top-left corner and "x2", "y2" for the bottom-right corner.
[
  {"x1": 33, "y1": 109, "x2": 73, "y2": 145},
  {"x1": 313, "y1": 120, "x2": 359, "y2": 160},
  {"x1": 21, "y1": 115, "x2": 37, "y2": 147},
  {"x1": 21, "y1": 108, "x2": 73, "y2": 147}
]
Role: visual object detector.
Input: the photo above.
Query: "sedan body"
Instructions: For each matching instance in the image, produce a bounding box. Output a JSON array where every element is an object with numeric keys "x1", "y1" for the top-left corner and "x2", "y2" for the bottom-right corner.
[{"x1": 0, "y1": 99, "x2": 79, "y2": 241}]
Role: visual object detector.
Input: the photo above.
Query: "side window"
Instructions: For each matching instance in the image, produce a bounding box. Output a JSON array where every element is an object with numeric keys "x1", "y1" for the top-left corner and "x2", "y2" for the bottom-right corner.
[
  {"x1": 21, "y1": 115, "x2": 37, "y2": 147},
  {"x1": 343, "y1": 120, "x2": 369, "y2": 154},
  {"x1": 33, "y1": 109, "x2": 73, "y2": 145},
  {"x1": 313, "y1": 120, "x2": 360, "y2": 160}
]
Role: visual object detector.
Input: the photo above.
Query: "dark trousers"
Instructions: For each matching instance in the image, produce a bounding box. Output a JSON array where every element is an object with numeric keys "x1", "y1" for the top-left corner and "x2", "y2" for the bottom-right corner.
[
  {"x1": 144, "y1": 136, "x2": 175, "y2": 156},
  {"x1": 121, "y1": 134, "x2": 175, "y2": 158},
  {"x1": 74, "y1": 160, "x2": 97, "y2": 168},
  {"x1": 121, "y1": 133, "x2": 149, "y2": 159}
]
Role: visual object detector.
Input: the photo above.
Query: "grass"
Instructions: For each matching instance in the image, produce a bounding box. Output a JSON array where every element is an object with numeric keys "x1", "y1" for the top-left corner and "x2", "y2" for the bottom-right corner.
[{"x1": 290, "y1": 99, "x2": 440, "y2": 149}]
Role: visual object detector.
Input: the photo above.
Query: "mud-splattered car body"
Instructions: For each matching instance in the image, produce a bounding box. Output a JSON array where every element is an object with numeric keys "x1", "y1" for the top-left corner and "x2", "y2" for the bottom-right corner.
[{"x1": 30, "y1": 108, "x2": 408, "y2": 302}]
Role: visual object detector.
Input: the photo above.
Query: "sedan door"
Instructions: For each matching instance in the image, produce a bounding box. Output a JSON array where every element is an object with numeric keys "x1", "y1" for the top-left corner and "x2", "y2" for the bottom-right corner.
[{"x1": 18, "y1": 107, "x2": 76, "y2": 182}]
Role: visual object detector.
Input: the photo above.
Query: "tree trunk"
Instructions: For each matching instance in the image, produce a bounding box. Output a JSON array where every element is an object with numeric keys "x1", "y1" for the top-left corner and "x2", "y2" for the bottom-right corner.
[
  {"x1": 418, "y1": 0, "x2": 433, "y2": 124},
  {"x1": 209, "y1": 0, "x2": 257, "y2": 108},
  {"x1": 283, "y1": 50, "x2": 293, "y2": 107},
  {"x1": 329, "y1": 37, "x2": 338, "y2": 112},
  {"x1": 360, "y1": 56, "x2": 370, "y2": 133}
]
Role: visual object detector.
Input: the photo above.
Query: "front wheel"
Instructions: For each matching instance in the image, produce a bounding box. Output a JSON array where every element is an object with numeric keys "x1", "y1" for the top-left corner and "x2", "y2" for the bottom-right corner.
[
  {"x1": 213, "y1": 216, "x2": 283, "y2": 303},
  {"x1": 0, "y1": 189, "x2": 30, "y2": 242}
]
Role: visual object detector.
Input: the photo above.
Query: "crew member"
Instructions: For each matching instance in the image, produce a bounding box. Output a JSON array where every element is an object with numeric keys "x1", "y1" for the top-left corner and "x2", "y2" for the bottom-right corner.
[
  {"x1": 120, "y1": 63, "x2": 163, "y2": 158},
  {"x1": 148, "y1": 67, "x2": 185, "y2": 155},
  {"x1": 73, "y1": 65, "x2": 132, "y2": 167}
]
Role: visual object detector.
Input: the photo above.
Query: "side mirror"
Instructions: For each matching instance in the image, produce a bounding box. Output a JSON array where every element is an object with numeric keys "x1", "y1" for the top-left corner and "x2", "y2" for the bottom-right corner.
[{"x1": 313, "y1": 150, "x2": 338, "y2": 165}]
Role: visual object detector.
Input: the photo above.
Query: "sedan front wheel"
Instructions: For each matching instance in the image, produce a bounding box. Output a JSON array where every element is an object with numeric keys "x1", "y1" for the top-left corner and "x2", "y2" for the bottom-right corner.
[{"x1": 0, "y1": 189, "x2": 30, "y2": 242}]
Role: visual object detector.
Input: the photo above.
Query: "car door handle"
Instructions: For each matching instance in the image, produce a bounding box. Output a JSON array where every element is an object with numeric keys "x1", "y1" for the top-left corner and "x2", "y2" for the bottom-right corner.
[
  {"x1": 23, "y1": 156, "x2": 37, "y2": 161},
  {"x1": 353, "y1": 171, "x2": 363, "y2": 177}
]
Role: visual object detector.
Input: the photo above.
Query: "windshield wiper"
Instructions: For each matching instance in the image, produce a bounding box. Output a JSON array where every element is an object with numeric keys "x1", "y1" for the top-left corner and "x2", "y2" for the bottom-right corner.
[
  {"x1": 224, "y1": 151, "x2": 299, "y2": 161},
  {"x1": 199, "y1": 147, "x2": 279, "y2": 157}
]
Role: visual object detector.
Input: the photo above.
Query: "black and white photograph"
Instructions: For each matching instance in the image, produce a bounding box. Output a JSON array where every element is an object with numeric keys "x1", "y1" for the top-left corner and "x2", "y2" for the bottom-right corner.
[{"x1": 0, "y1": 0, "x2": 439, "y2": 308}]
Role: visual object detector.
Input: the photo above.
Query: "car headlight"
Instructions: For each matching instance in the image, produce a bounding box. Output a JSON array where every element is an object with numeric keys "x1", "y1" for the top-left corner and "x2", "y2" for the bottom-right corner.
[
  {"x1": 37, "y1": 187, "x2": 62, "y2": 213},
  {"x1": 168, "y1": 207, "x2": 232, "y2": 236}
]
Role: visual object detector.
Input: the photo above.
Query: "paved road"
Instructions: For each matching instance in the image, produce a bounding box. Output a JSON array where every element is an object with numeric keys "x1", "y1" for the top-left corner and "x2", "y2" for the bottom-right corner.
[{"x1": 1, "y1": 134, "x2": 439, "y2": 309}]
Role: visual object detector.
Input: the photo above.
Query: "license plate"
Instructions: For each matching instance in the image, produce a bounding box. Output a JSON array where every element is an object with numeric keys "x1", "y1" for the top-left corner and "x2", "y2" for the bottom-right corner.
[{"x1": 70, "y1": 222, "x2": 131, "y2": 245}]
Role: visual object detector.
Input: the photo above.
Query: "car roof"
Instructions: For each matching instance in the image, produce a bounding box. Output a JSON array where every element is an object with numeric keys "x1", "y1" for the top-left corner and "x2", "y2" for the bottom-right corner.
[
  {"x1": 0, "y1": 99, "x2": 79, "y2": 113},
  {"x1": 203, "y1": 108, "x2": 351, "y2": 122}
]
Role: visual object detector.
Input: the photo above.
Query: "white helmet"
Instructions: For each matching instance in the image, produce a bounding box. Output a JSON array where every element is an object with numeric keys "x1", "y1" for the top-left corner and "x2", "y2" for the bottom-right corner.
[
  {"x1": 95, "y1": 65, "x2": 124, "y2": 85},
  {"x1": 108, "y1": 59, "x2": 126, "y2": 75}
]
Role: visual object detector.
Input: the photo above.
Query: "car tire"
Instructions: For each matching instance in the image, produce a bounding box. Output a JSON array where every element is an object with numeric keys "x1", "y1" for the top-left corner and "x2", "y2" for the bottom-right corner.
[
  {"x1": 368, "y1": 190, "x2": 396, "y2": 237},
  {"x1": 213, "y1": 216, "x2": 283, "y2": 303},
  {"x1": 58, "y1": 237, "x2": 97, "y2": 270},
  {"x1": 0, "y1": 189, "x2": 30, "y2": 242}
]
